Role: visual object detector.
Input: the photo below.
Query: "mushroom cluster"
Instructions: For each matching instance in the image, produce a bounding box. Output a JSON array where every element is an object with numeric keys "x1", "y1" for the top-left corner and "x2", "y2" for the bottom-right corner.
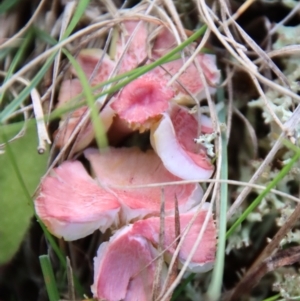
[{"x1": 35, "y1": 21, "x2": 220, "y2": 301}]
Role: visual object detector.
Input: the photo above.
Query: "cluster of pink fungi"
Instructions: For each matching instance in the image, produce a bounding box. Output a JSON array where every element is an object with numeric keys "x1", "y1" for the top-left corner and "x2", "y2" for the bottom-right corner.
[{"x1": 35, "y1": 21, "x2": 220, "y2": 301}]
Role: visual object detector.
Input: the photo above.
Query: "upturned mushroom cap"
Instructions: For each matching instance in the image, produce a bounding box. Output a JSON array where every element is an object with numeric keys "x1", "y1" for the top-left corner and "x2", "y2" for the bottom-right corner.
[
  {"x1": 116, "y1": 21, "x2": 148, "y2": 72},
  {"x1": 110, "y1": 73, "x2": 174, "y2": 131},
  {"x1": 84, "y1": 147, "x2": 203, "y2": 223},
  {"x1": 71, "y1": 48, "x2": 116, "y2": 85},
  {"x1": 54, "y1": 79, "x2": 115, "y2": 152},
  {"x1": 152, "y1": 27, "x2": 178, "y2": 57},
  {"x1": 91, "y1": 204, "x2": 215, "y2": 301},
  {"x1": 132, "y1": 204, "x2": 216, "y2": 273},
  {"x1": 152, "y1": 26, "x2": 220, "y2": 104},
  {"x1": 92, "y1": 224, "x2": 161, "y2": 301},
  {"x1": 35, "y1": 161, "x2": 120, "y2": 240},
  {"x1": 150, "y1": 54, "x2": 220, "y2": 105},
  {"x1": 150, "y1": 105, "x2": 214, "y2": 180}
]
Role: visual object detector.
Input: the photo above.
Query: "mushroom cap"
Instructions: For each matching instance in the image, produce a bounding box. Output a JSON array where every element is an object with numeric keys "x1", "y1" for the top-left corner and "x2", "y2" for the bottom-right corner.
[
  {"x1": 116, "y1": 21, "x2": 148, "y2": 72},
  {"x1": 150, "y1": 105, "x2": 214, "y2": 180},
  {"x1": 84, "y1": 147, "x2": 203, "y2": 223},
  {"x1": 152, "y1": 27, "x2": 178, "y2": 57},
  {"x1": 110, "y1": 73, "x2": 174, "y2": 130},
  {"x1": 152, "y1": 54, "x2": 220, "y2": 105},
  {"x1": 91, "y1": 203, "x2": 215, "y2": 301},
  {"x1": 72, "y1": 48, "x2": 116, "y2": 85},
  {"x1": 151, "y1": 26, "x2": 220, "y2": 104},
  {"x1": 132, "y1": 204, "x2": 216, "y2": 273},
  {"x1": 35, "y1": 161, "x2": 120, "y2": 240},
  {"x1": 54, "y1": 79, "x2": 115, "y2": 152},
  {"x1": 92, "y1": 224, "x2": 160, "y2": 301}
]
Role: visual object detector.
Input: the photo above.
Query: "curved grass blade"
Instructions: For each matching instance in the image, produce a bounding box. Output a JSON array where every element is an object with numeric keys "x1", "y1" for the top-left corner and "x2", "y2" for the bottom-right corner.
[
  {"x1": 39, "y1": 255, "x2": 60, "y2": 301},
  {"x1": 0, "y1": 0, "x2": 20, "y2": 14},
  {"x1": 262, "y1": 295, "x2": 280, "y2": 301},
  {"x1": 226, "y1": 144, "x2": 300, "y2": 239},
  {"x1": 62, "y1": 0, "x2": 91, "y2": 39},
  {"x1": 0, "y1": 29, "x2": 33, "y2": 105},
  {"x1": 0, "y1": 51, "x2": 57, "y2": 123},
  {"x1": 207, "y1": 83, "x2": 228, "y2": 301},
  {"x1": 63, "y1": 50, "x2": 108, "y2": 149}
]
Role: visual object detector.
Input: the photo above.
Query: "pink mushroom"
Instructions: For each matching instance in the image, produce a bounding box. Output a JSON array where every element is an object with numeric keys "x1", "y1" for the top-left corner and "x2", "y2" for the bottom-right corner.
[
  {"x1": 160, "y1": 54, "x2": 220, "y2": 103},
  {"x1": 71, "y1": 49, "x2": 116, "y2": 85},
  {"x1": 109, "y1": 26, "x2": 220, "y2": 131},
  {"x1": 54, "y1": 79, "x2": 115, "y2": 152},
  {"x1": 91, "y1": 224, "x2": 163, "y2": 301},
  {"x1": 152, "y1": 27, "x2": 179, "y2": 57},
  {"x1": 152, "y1": 26, "x2": 220, "y2": 104},
  {"x1": 84, "y1": 147, "x2": 203, "y2": 223},
  {"x1": 116, "y1": 21, "x2": 148, "y2": 72},
  {"x1": 53, "y1": 21, "x2": 151, "y2": 151},
  {"x1": 91, "y1": 204, "x2": 216, "y2": 301},
  {"x1": 150, "y1": 104, "x2": 214, "y2": 180},
  {"x1": 132, "y1": 204, "x2": 216, "y2": 273},
  {"x1": 110, "y1": 73, "x2": 175, "y2": 131},
  {"x1": 35, "y1": 161, "x2": 120, "y2": 240}
]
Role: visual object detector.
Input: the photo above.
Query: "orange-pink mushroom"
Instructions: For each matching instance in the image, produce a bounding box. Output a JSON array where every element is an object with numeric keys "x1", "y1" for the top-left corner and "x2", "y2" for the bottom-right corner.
[
  {"x1": 84, "y1": 147, "x2": 203, "y2": 223},
  {"x1": 110, "y1": 73, "x2": 175, "y2": 130},
  {"x1": 91, "y1": 225, "x2": 161, "y2": 301},
  {"x1": 116, "y1": 21, "x2": 148, "y2": 72},
  {"x1": 132, "y1": 204, "x2": 216, "y2": 273},
  {"x1": 54, "y1": 79, "x2": 115, "y2": 152},
  {"x1": 91, "y1": 204, "x2": 216, "y2": 301},
  {"x1": 150, "y1": 105, "x2": 214, "y2": 180},
  {"x1": 152, "y1": 26, "x2": 220, "y2": 104},
  {"x1": 35, "y1": 161, "x2": 120, "y2": 240}
]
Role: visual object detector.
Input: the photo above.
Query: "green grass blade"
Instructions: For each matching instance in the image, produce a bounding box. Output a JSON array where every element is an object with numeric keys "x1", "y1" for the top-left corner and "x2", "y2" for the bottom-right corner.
[
  {"x1": 34, "y1": 27, "x2": 58, "y2": 45},
  {"x1": 171, "y1": 273, "x2": 195, "y2": 300},
  {"x1": 226, "y1": 146, "x2": 300, "y2": 239},
  {"x1": 39, "y1": 255, "x2": 60, "y2": 301},
  {"x1": 0, "y1": 29, "x2": 33, "y2": 105},
  {"x1": 62, "y1": 0, "x2": 90, "y2": 39},
  {"x1": 207, "y1": 83, "x2": 228, "y2": 300},
  {"x1": 0, "y1": 47, "x2": 13, "y2": 61},
  {"x1": 0, "y1": 0, "x2": 20, "y2": 14},
  {"x1": 0, "y1": 52, "x2": 57, "y2": 123},
  {"x1": 64, "y1": 50, "x2": 108, "y2": 149},
  {"x1": 262, "y1": 294, "x2": 280, "y2": 301}
]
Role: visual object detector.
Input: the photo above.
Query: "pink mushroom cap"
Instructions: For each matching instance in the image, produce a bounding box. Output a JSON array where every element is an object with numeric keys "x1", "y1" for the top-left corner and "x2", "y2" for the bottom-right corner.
[
  {"x1": 92, "y1": 224, "x2": 161, "y2": 301},
  {"x1": 35, "y1": 161, "x2": 120, "y2": 240},
  {"x1": 54, "y1": 79, "x2": 115, "y2": 152},
  {"x1": 72, "y1": 49, "x2": 116, "y2": 85},
  {"x1": 91, "y1": 204, "x2": 216, "y2": 301},
  {"x1": 132, "y1": 204, "x2": 216, "y2": 273},
  {"x1": 110, "y1": 73, "x2": 175, "y2": 130},
  {"x1": 150, "y1": 105, "x2": 214, "y2": 180},
  {"x1": 149, "y1": 54, "x2": 220, "y2": 106},
  {"x1": 151, "y1": 26, "x2": 220, "y2": 104},
  {"x1": 84, "y1": 147, "x2": 203, "y2": 223},
  {"x1": 152, "y1": 27, "x2": 178, "y2": 57},
  {"x1": 116, "y1": 21, "x2": 148, "y2": 73}
]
